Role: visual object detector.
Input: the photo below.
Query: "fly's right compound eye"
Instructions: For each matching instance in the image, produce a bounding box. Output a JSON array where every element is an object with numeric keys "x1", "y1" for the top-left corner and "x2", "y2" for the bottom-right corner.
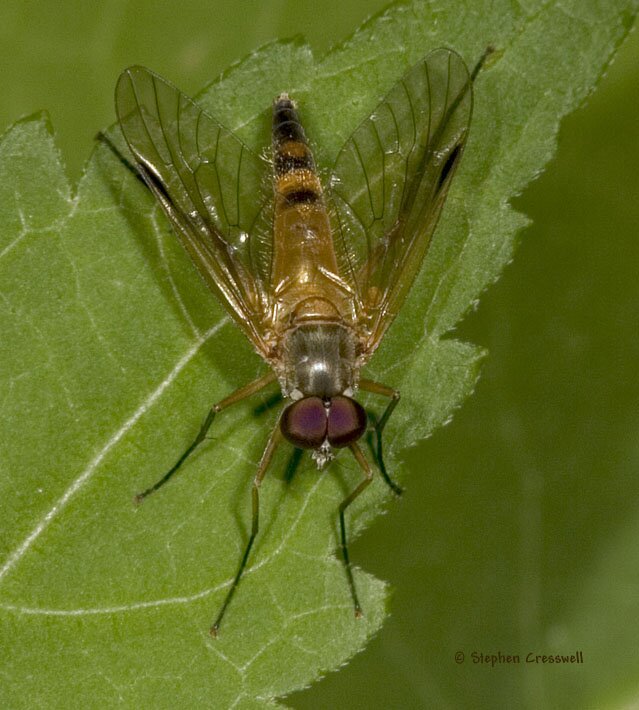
[
  {"x1": 326, "y1": 395, "x2": 367, "y2": 448},
  {"x1": 280, "y1": 396, "x2": 327, "y2": 449}
]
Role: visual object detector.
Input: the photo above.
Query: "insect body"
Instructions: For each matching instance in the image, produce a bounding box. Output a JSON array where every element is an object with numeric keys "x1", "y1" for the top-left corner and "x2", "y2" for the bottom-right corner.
[
  {"x1": 270, "y1": 93, "x2": 369, "y2": 467},
  {"x1": 115, "y1": 48, "x2": 483, "y2": 636}
]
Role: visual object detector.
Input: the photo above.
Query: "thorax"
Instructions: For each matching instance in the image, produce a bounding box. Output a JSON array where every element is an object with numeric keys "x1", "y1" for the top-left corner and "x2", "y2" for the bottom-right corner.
[{"x1": 276, "y1": 321, "x2": 361, "y2": 400}]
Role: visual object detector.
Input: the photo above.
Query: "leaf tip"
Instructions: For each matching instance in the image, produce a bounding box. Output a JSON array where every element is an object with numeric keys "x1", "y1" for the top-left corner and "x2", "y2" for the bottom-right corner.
[{"x1": 1, "y1": 109, "x2": 55, "y2": 144}]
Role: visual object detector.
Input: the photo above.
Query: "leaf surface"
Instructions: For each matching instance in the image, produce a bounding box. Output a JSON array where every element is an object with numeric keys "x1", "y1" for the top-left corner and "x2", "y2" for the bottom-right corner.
[{"x1": 0, "y1": 0, "x2": 636, "y2": 706}]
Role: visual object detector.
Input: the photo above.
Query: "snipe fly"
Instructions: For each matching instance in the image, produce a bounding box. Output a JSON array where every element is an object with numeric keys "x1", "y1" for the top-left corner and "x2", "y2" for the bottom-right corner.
[{"x1": 115, "y1": 47, "x2": 489, "y2": 636}]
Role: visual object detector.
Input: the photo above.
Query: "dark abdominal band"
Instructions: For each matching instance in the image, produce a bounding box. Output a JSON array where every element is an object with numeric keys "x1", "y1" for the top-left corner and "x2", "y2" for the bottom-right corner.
[
  {"x1": 284, "y1": 188, "x2": 319, "y2": 205},
  {"x1": 273, "y1": 96, "x2": 320, "y2": 204},
  {"x1": 273, "y1": 97, "x2": 308, "y2": 145},
  {"x1": 274, "y1": 151, "x2": 315, "y2": 174}
]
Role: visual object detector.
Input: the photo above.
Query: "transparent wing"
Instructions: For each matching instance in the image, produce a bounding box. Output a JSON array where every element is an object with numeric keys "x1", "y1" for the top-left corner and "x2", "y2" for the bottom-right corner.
[
  {"x1": 115, "y1": 65, "x2": 272, "y2": 354},
  {"x1": 330, "y1": 49, "x2": 473, "y2": 354}
]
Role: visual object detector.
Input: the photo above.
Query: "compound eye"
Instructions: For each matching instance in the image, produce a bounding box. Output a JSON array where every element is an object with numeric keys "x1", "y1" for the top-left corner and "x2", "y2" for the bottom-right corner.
[
  {"x1": 327, "y1": 396, "x2": 367, "y2": 448},
  {"x1": 280, "y1": 396, "x2": 327, "y2": 449}
]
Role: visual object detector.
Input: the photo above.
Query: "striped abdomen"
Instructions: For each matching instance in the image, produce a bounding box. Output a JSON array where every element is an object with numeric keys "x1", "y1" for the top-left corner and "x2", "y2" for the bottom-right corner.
[
  {"x1": 272, "y1": 94, "x2": 323, "y2": 206},
  {"x1": 269, "y1": 94, "x2": 350, "y2": 331}
]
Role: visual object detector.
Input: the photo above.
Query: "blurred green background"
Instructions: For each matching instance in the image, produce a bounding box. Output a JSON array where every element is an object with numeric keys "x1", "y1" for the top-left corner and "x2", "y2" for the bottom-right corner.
[{"x1": 1, "y1": 1, "x2": 637, "y2": 708}]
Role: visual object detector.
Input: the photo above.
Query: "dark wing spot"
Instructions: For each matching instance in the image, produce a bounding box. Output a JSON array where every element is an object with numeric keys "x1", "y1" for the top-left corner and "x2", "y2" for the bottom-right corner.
[
  {"x1": 139, "y1": 163, "x2": 174, "y2": 206},
  {"x1": 436, "y1": 144, "x2": 462, "y2": 192}
]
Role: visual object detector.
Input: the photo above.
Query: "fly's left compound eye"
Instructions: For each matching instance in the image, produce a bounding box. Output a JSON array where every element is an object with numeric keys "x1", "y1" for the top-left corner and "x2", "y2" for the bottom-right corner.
[
  {"x1": 280, "y1": 396, "x2": 327, "y2": 449},
  {"x1": 326, "y1": 396, "x2": 367, "y2": 448}
]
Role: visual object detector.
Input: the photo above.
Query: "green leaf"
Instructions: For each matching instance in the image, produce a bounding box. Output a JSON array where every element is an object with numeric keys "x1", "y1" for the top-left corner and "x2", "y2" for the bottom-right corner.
[{"x1": 0, "y1": 1, "x2": 635, "y2": 707}]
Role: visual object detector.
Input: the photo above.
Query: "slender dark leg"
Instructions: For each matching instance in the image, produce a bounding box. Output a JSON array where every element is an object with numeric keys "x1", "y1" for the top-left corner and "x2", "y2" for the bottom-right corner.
[
  {"x1": 359, "y1": 379, "x2": 403, "y2": 496},
  {"x1": 211, "y1": 423, "x2": 282, "y2": 637},
  {"x1": 340, "y1": 443, "x2": 374, "y2": 617},
  {"x1": 135, "y1": 371, "x2": 276, "y2": 504}
]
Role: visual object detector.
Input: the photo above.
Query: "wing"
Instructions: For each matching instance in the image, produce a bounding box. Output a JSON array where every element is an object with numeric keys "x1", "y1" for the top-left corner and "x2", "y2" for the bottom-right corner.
[
  {"x1": 115, "y1": 66, "x2": 272, "y2": 355},
  {"x1": 330, "y1": 49, "x2": 473, "y2": 355}
]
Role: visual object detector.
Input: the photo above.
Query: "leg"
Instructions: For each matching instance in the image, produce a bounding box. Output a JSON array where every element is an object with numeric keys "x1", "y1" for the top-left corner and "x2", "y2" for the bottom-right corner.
[
  {"x1": 211, "y1": 423, "x2": 282, "y2": 637},
  {"x1": 340, "y1": 443, "x2": 374, "y2": 617},
  {"x1": 358, "y1": 379, "x2": 403, "y2": 496},
  {"x1": 135, "y1": 371, "x2": 276, "y2": 504}
]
